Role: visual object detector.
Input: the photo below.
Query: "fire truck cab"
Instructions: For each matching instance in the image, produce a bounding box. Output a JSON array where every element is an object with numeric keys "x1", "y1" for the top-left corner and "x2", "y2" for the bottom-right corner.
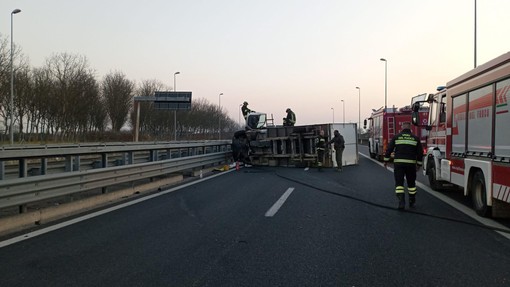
[{"x1": 364, "y1": 106, "x2": 428, "y2": 161}]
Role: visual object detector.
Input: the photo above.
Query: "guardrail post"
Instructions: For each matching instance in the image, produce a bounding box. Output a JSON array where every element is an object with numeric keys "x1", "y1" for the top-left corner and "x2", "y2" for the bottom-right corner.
[
  {"x1": 0, "y1": 161, "x2": 4, "y2": 180},
  {"x1": 127, "y1": 151, "x2": 134, "y2": 164},
  {"x1": 19, "y1": 204, "x2": 27, "y2": 214},
  {"x1": 65, "y1": 156, "x2": 73, "y2": 172},
  {"x1": 19, "y1": 158, "x2": 27, "y2": 178},
  {"x1": 102, "y1": 154, "x2": 108, "y2": 168},
  {"x1": 41, "y1": 158, "x2": 47, "y2": 175},
  {"x1": 73, "y1": 155, "x2": 81, "y2": 171}
]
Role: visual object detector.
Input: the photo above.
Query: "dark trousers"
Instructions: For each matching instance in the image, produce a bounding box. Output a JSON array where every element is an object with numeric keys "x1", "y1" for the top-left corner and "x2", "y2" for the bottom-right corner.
[
  {"x1": 335, "y1": 148, "x2": 344, "y2": 169},
  {"x1": 393, "y1": 163, "x2": 417, "y2": 195},
  {"x1": 317, "y1": 149, "x2": 325, "y2": 166}
]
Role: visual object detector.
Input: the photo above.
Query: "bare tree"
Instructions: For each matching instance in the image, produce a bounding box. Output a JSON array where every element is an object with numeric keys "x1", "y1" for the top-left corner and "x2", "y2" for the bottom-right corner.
[
  {"x1": 45, "y1": 53, "x2": 96, "y2": 140},
  {"x1": 0, "y1": 34, "x2": 27, "y2": 139},
  {"x1": 130, "y1": 79, "x2": 168, "y2": 139},
  {"x1": 102, "y1": 71, "x2": 134, "y2": 132},
  {"x1": 0, "y1": 35, "x2": 11, "y2": 135}
]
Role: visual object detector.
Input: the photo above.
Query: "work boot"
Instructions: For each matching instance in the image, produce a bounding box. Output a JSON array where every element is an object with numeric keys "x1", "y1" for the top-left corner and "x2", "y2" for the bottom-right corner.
[
  {"x1": 396, "y1": 194, "x2": 405, "y2": 210},
  {"x1": 409, "y1": 195, "x2": 416, "y2": 208}
]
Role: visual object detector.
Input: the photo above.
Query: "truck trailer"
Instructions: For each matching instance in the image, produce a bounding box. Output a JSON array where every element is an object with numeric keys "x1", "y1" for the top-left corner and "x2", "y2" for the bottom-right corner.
[{"x1": 232, "y1": 112, "x2": 358, "y2": 168}]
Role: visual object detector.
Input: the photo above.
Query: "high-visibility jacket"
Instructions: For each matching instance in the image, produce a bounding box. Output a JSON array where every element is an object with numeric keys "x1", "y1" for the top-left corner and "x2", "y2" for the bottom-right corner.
[
  {"x1": 384, "y1": 129, "x2": 423, "y2": 165},
  {"x1": 316, "y1": 135, "x2": 326, "y2": 150}
]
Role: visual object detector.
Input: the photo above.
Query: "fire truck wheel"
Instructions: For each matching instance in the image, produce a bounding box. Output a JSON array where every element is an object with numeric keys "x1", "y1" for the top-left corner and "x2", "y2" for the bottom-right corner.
[
  {"x1": 427, "y1": 162, "x2": 442, "y2": 191},
  {"x1": 471, "y1": 170, "x2": 491, "y2": 217}
]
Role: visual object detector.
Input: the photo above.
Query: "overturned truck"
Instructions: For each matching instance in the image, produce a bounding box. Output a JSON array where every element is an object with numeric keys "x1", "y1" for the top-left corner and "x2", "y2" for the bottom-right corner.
[{"x1": 232, "y1": 112, "x2": 359, "y2": 167}]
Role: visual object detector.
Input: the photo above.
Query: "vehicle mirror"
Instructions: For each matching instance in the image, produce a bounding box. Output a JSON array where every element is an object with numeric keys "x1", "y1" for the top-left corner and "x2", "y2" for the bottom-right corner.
[
  {"x1": 411, "y1": 111, "x2": 419, "y2": 126},
  {"x1": 411, "y1": 102, "x2": 421, "y2": 112}
]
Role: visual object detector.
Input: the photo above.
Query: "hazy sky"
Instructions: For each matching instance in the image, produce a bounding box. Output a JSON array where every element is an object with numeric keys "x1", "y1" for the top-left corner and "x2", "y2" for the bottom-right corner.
[{"x1": 2, "y1": 0, "x2": 510, "y2": 127}]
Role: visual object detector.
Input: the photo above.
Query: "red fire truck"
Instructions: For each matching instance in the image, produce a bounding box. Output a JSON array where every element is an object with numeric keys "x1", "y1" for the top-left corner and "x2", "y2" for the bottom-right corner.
[
  {"x1": 412, "y1": 52, "x2": 510, "y2": 218},
  {"x1": 364, "y1": 106, "x2": 428, "y2": 161}
]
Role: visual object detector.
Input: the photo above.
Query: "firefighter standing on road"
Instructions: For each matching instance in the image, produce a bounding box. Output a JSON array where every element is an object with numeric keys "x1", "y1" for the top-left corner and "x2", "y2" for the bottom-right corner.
[
  {"x1": 315, "y1": 129, "x2": 327, "y2": 171},
  {"x1": 283, "y1": 108, "x2": 296, "y2": 126},
  {"x1": 328, "y1": 130, "x2": 345, "y2": 171},
  {"x1": 384, "y1": 122, "x2": 424, "y2": 210}
]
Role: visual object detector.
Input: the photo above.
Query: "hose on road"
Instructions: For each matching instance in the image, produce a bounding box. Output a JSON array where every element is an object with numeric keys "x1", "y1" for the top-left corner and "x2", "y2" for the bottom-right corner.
[{"x1": 273, "y1": 171, "x2": 510, "y2": 235}]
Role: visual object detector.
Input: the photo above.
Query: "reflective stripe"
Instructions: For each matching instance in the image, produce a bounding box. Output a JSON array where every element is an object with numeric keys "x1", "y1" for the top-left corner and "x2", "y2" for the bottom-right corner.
[
  {"x1": 395, "y1": 186, "x2": 405, "y2": 193},
  {"x1": 395, "y1": 140, "x2": 418, "y2": 146},
  {"x1": 408, "y1": 187, "x2": 417, "y2": 195},
  {"x1": 417, "y1": 161, "x2": 423, "y2": 165},
  {"x1": 384, "y1": 157, "x2": 390, "y2": 161},
  {"x1": 394, "y1": 159, "x2": 417, "y2": 164}
]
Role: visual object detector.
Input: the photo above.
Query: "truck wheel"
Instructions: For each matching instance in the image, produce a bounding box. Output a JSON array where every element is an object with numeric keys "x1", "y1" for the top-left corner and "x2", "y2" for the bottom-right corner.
[
  {"x1": 471, "y1": 170, "x2": 491, "y2": 217},
  {"x1": 427, "y1": 162, "x2": 442, "y2": 191}
]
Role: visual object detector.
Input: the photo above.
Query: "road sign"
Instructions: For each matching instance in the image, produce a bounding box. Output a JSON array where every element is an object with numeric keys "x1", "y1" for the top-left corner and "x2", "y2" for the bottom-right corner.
[{"x1": 154, "y1": 91, "x2": 192, "y2": 110}]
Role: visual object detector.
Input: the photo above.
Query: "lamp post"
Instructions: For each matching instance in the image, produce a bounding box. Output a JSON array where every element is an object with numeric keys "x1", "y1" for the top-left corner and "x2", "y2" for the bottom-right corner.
[
  {"x1": 331, "y1": 107, "x2": 334, "y2": 123},
  {"x1": 173, "y1": 71, "x2": 180, "y2": 141},
  {"x1": 239, "y1": 104, "x2": 242, "y2": 126},
  {"x1": 218, "y1": 93, "x2": 223, "y2": 140},
  {"x1": 356, "y1": 86, "x2": 361, "y2": 143},
  {"x1": 380, "y1": 58, "x2": 387, "y2": 110},
  {"x1": 10, "y1": 8, "x2": 21, "y2": 145},
  {"x1": 474, "y1": 0, "x2": 477, "y2": 68},
  {"x1": 341, "y1": 100, "x2": 345, "y2": 124}
]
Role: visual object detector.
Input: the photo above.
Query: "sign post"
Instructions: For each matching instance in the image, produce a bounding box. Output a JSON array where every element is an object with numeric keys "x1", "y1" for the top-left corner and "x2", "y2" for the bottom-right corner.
[{"x1": 133, "y1": 91, "x2": 192, "y2": 142}]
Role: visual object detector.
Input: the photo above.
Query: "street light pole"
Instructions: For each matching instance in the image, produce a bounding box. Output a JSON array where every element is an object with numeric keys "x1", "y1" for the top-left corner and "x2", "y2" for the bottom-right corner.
[
  {"x1": 474, "y1": 0, "x2": 477, "y2": 68},
  {"x1": 10, "y1": 8, "x2": 21, "y2": 145},
  {"x1": 380, "y1": 58, "x2": 387, "y2": 110},
  {"x1": 356, "y1": 86, "x2": 361, "y2": 143},
  {"x1": 239, "y1": 104, "x2": 242, "y2": 126},
  {"x1": 218, "y1": 93, "x2": 223, "y2": 140},
  {"x1": 341, "y1": 100, "x2": 345, "y2": 124},
  {"x1": 331, "y1": 107, "x2": 334, "y2": 123},
  {"x1": 173, "y1": 71, "x2": 180, "y2": 141}
]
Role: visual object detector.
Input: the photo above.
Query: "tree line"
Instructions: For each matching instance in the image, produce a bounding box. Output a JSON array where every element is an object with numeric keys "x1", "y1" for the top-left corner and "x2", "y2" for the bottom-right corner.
[{"x1": 0, "y1": 35, "x2": 240, "y2": 144}]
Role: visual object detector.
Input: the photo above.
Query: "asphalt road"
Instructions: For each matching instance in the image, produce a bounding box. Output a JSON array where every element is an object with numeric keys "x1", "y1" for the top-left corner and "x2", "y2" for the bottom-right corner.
[{"x1": 1, "y1": 147, "x2": 510, "y2": 286}]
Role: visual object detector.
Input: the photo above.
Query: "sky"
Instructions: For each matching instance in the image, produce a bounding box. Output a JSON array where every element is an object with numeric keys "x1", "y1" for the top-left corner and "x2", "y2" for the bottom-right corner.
[{"x1": 1, "y1": 0, "x2": 510, "y2": 128}]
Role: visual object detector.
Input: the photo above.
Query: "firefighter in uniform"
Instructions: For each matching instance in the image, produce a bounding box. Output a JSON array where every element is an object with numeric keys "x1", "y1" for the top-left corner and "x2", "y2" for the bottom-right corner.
[
  {"x1": 384, "y1": 122, "x2": 423, "y2": 210},
  {"x1": 315, "y1": 129, "x2": 327, "y2": 171},
  {"x1": 241, "y1": 102, "x2": 253, "y2": 119},
  {"x1": 328, "y1": 130, "x2": 345, "y2": 171},
  {"x1": 283, "y1": 108, "x2": 296, "y2": 126}
]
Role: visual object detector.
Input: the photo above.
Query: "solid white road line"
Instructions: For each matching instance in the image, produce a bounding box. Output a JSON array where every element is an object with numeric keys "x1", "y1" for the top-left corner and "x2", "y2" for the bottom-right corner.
[
  {"x1": 358, "y1": 152, "x2": 510, "y2": 240},
  {"x1": 0, "y1": 169, "x2": 236, "y2": 249},
  {"x1": 265, "y1": 188, "x2": 295, "y2": 217}
]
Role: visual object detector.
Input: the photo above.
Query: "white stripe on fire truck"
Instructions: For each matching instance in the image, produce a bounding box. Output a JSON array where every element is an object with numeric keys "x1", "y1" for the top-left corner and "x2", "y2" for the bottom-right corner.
[{"x1": 494, "y1": 183, "x2": 510, "y2": 203}]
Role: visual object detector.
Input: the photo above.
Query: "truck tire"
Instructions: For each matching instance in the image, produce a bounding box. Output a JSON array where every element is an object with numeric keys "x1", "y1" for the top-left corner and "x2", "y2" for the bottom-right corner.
[
  {"x1": 427, "y1": 161, "x2": 442, "y2": 191},
  {"x1": 471, "y1": 170, "x2": 491, "y2": 217}
]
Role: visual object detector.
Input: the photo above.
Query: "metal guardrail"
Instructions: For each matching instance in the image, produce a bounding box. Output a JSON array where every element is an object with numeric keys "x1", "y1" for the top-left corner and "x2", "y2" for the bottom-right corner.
[
  {"x1": 0, "y1": 141, "x2": 230, "y2": 160},
  {"x1": 0, "y1": 152, "x2": 229, "y2": 209},
  {"x1": 0, "y1": 141, "x2": 232, "y2": 210}
]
